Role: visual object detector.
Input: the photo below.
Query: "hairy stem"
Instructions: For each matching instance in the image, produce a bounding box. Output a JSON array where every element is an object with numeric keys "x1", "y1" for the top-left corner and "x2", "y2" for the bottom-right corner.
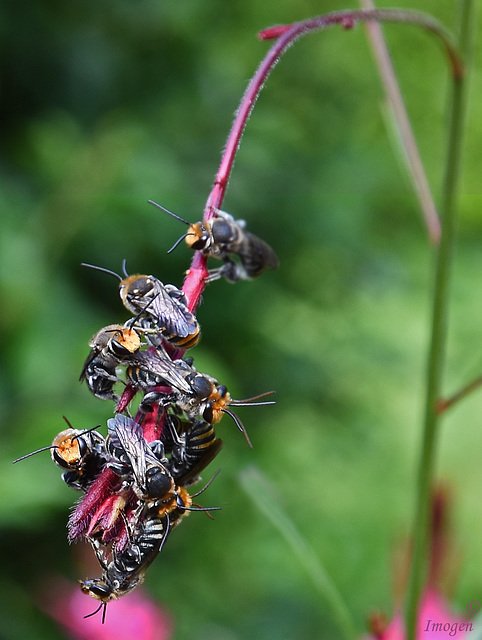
[
  {"x1": 182, "y1": 8, "x2": 462, "y2": 311},
  {"x1": 404, "y1": 2, "x2": 476, "y2": 638}
]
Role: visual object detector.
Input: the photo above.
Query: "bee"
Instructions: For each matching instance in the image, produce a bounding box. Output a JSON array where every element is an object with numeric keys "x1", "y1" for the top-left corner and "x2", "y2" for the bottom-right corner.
[
  {"x1": 163, "y1": 415, "x2": 223, "y2": 486},
  {"x1": 81, "y1": 479, "x2": 218, "y2": 621},
  {"x1": 150, "y1": 200, "x2": 279, "y2": 283},
  {"x1": 173, "y1": 365, "x2": 276, "y2": 449},
  {"x1": 80, "y1": 508, "x2": 172, "y2": 621},
  {"x1": 52, "y1": 426, "x2": 107, "y2": 492},
  {"x1": 13, "y1": 417, "x2": 106, "y2": 492},
  {"x1": 125, "y1": 348, "x2": 193, "y2": 404},
  {"x1": 80, "y1": 324, "x2": 142, "y2": 402},
  {"x1": 105, "y1": 414, "x2": 174, "y2": 503},
  {"x1": 81, "y1": 262, "x2": 200, "y2": 348},
  {"x1": 141, "y1": 360, "x2": 275, "y2": 448}
]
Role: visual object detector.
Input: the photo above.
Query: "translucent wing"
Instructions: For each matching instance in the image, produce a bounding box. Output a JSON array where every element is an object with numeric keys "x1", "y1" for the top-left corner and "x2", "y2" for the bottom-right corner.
[
  {"x1": 147, "y1": 281, "x2": 198, "y2": 338},
  {"x1": 107, "y1": 415, "x2": 154, "y2": 486},
  {"x1": 131, "y1": 349, "x2": 193, "y2": 394}
]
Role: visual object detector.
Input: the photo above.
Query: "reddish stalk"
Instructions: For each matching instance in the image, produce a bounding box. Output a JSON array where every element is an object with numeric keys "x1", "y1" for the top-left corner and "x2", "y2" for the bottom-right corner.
[
  {"x1": 73, "y1": 9, "x2": 464, "y2": 601},
  {"x1": 181, "y1": 8, "x2": 462, "y2": 312}
]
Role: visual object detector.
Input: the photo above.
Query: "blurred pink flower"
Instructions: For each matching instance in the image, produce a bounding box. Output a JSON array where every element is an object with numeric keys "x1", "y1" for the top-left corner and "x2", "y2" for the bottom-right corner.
[
  {"x1": 363, "y1": 588, "x2": 473, "y2": 639},
  {"x1": 363, "y1": 488, "x2": 475, "y2": 639},
  {"x1": 41, "y1": 578, "x2": 173, "y2": 640}
]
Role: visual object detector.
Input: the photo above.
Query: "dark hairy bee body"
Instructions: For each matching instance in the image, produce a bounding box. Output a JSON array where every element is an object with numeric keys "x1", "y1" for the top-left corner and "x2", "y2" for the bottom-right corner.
[
  {"x1": 106, "y1": 414, "x2": 174, "y2": 503},
  {"x1": 188, "y1": 210, "x2": 279, "y2": 282},
  {"x1": 139, "y1": 357, "x2": 273, "y2": 447},
  {"x1": 81, "y1": 262, "x2": 200, "y2": 349},
  {"x1": 80, "y1": 324, "x2": 142, "y2": 401},
  {"x1": 125, "y1": 348, "x2": 192, "y2": 401},
  {"x1": 52, "y1": 426, "x2": 107, "y2": 492},
  {"x1": 120, "y1": 274, "x2": 200, "y2": 348},
  {"x1": 80, "y1": 486, "x2": 194, "y2": 618},
  {"x1": 163, "y1": 415, "x2": 223, "y2": 486},
  {"x1": 150, "y1": 201, "x2": 279, "y2": 283},
  {"x1": 13, "y1": 418, "x2": 107, "y2": 493},
  {"x1": 80, "y1": 510, "x2": 170, "y2": 608}
]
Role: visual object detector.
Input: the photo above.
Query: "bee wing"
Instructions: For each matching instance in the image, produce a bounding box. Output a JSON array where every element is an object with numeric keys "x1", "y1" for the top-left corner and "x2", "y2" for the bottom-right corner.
[
  {"x1": 107, "y1": 415, "x2": 153, "y2": 483},
  {"x1": 148, "y1": 281, "x2": 198, "y2": 339},
  {"x1": 133, "y1": 350, "x2": 193, "y2": 394},
  {"x1": 245, "y1": 232, "x2": 279, "y2": 268}
]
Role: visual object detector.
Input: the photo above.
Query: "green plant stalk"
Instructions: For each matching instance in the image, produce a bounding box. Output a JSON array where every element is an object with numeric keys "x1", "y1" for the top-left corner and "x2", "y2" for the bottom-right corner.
[
  {"x1": 240, "y1": 466, "x2": 357, "y2": 640},
  {"x1": 405, "y1": 2, "x2": 476, "y2": 638}
]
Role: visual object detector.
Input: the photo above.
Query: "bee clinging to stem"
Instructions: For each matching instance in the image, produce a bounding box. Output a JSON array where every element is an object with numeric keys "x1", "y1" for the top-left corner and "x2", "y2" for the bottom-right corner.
[
  {"x1": 13, "y1": 417, "x2": 107, "y2": 492},
  {"x1": 81, "y1": 261, "x2": 200, "y2": 348},
  {"x1": 149, "y1": 200, "x2": 279, "y2": 283}
]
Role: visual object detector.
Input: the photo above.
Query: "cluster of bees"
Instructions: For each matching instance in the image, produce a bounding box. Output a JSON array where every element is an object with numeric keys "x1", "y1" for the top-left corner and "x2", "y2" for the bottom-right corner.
[{"x1": 15, "y1": 205, "x2": 279, "y2": 622}]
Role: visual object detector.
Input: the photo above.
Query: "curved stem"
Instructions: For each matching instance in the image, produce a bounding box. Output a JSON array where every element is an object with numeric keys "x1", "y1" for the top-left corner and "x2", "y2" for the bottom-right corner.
[
  {"x1": 182, "y1": 8, "x2": 462, "y2": 311},
  {"x1": 404, "y1": 2, "x2": 476, "y2": 638}
]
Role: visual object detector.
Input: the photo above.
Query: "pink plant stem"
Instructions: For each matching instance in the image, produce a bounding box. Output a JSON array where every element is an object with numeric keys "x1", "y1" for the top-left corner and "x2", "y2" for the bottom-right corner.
[
  {"x1": 359, "y1": 0, "x2": 442, "y2": 244},
  {"x1": 72, "y1": 7, "x2": 465, "y2": 582},
  {"x1": 181, "y1": 8, "x2": 462, "y2": 312}
]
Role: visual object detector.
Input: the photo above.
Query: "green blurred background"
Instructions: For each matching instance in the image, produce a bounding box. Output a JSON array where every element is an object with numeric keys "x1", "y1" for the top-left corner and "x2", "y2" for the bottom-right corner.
[{"x1": 2, "y1": 0, "x2": 482, "y2": 638}]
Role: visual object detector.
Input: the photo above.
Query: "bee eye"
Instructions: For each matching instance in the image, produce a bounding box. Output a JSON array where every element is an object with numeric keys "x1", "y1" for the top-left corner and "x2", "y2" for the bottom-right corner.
[
  {"x1": 130, "y1": 277, "x2": 154, "y2": 297},
  {"x1": 211, "y1": 220, "x2": 235, "y2": 243},
  {"x1": 82, "y1": 581, "x2": 112, "y2": 599},
  {"x1": 76, "y1": 437, "x2": 88, "y2": 458},
  {"x1": 109, "y1": 339, "x2": 132, "y2": 357},
  {"x1": 52, "y1": 448, "x2": 71, "y2": 469},
  {"x1": 190, "y1": 375, "x2": 213, "y2": 399},
  {"x1": 203, "y1": 406, "x2": 214, "y2": 423},
  {"x1": 145, "y1": 468, "x2": 172, "y2": 499}
]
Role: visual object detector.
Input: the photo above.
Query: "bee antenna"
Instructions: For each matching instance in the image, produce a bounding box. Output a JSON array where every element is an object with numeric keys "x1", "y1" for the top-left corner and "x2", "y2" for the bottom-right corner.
[
  {"x1": 81, "y1": 263, "x2": 122, "y2": 281},
  {"x1": 71, "y1": 424, "x2": 102, "y2": 444},
  {"x1": 63, "y1": 416, "x2": 102, "y2": 439},
  {"x1": 121, "y1": 259, "x2": 129, "y2": 278},
  {"x1": 13, "y1": 421, "x2": 102, "y2": 464},
  {"x1": 124, "y1": 291, "x2": 162, "y2": 330},
  {"x1": 148, "y1": 200, "x2": 191, "y2": 226},
  {"x1": 229, "y1": 399, "x2": 276, "y2": 408},
  {"x1": 229, "y1": 391, "x2": 276, "y2": 408},
  {"x1": 13, "y1": 444, "x2": 58, "y2": 464},
  {"x1": 191, "y1": 468, "x2": 222, "y2": 497},
  {"x1": 159, "y1": 513, "x2": 171, "y2": 553},
  {"x1": 84, "y1": 601, "x2": 107, "y2": 623},
  {"x1": 222, "y1": 409, "x2": 253, "y2": 448},
  {"x1": 62, "y1": 415, "x2": 74, "y2": 429},
  {"x1": 182, "y1": 504, "x2": 221, "y2": 513},
  {"x1": 166, "y1": 232, "x2": 193, "y2": 254},
  {"x1": 230, "y1": 390, "x2": 276, "y2": 405}
]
